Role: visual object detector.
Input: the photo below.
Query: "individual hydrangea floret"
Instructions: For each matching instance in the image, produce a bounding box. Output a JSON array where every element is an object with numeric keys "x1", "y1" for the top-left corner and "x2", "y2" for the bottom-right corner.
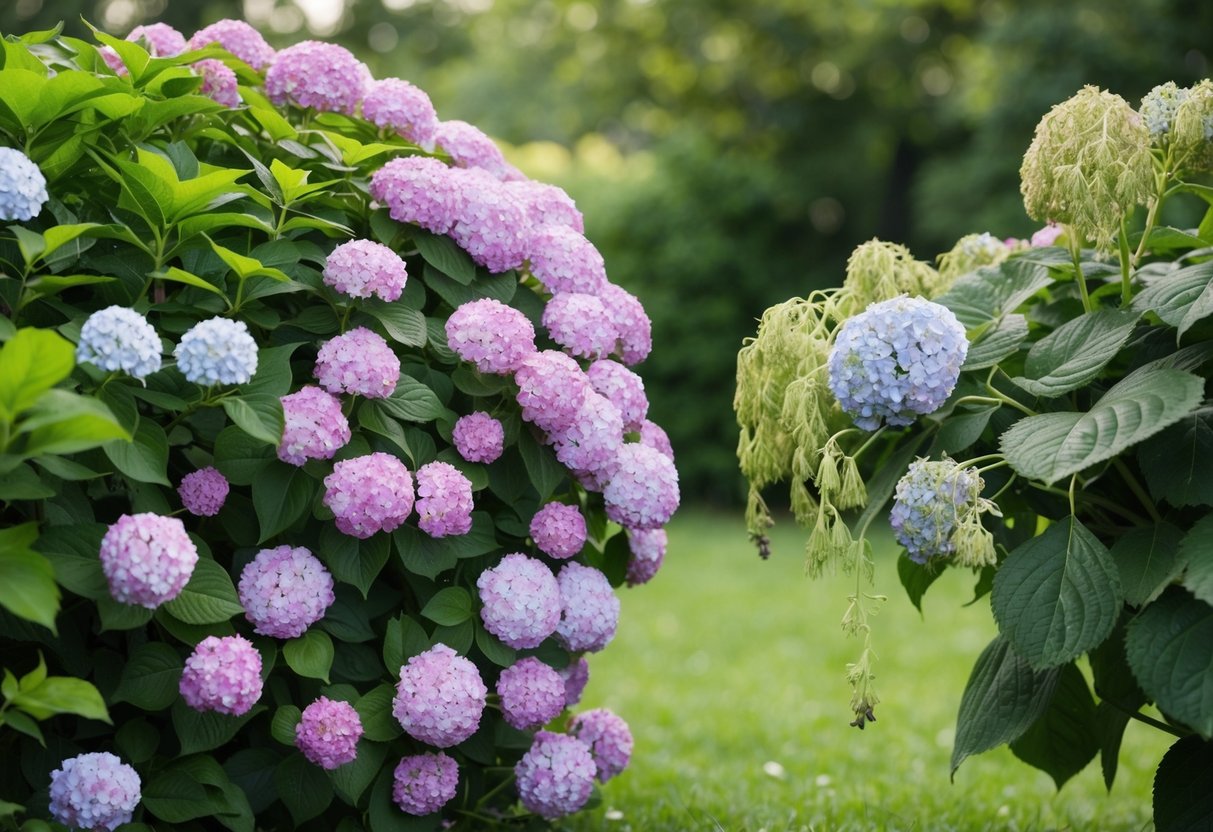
[
  {"x1": 314, "y1": 327, "x2": 400, "y2": 399},
  {"x1": 278, "y1": 385, "x2": 351, "y2": 466},
  {"x1": 507, "y1": 180, "x2": 585, "y2": 233},
  {"x1": 296, "y1": 696, "x2": 363, "y2": 770},
  {"x1": 323, "y1": 238, "x2": 409, "y2": 302},
  {"x1": 323, "y1": 452, "x2": 414, "y2": 538},
  {"x1": 178, "y1": 466, "x2": 229, "y2": 517},
  {"x1": 435, "y1": 119, "x2": 510, "y2": 178},
  {"x1": 369, "y1": 156, "x2": 462, "y2": 234},
  {"x1": 361, "y1": 78, "x2": 438, "y2": 149},
  {"x1": 514, "y1": 350, "x2": 592, "y2": 433},
  {"x1": 393, "y1": 752, "x2": 459, "y2": 816},
  {"x1": 179, "y1": 634, "x2": 263, "y2": 715},
  {"x1": 515, "y1": 731, "x2": 597, "y2": 820},
  {"x1": 569, "y1": 708, "x2": 633, "y2": 782},
  {"x1": 415, "y1": 461, "x2": 474, "y2": 538},
  {"x1": 543, "y1": 293, "x2": 619, "y2": 360},
  {"x1": 449, "y1": 170, "x2": 530, "y2": 273},
  {"x1": 525, "y1": 224, "x2": 608, "y2": 296},
  {"x1": 1140, "y1": 82, "x2": 1191, "y2": 143},
  {"x1": 1030, "y1": 222, "x2": 1064, "y2": 247},
  {"x1": 602, "y1": 443, "x2": 680, "y2": 530},
  {"x1": 477, "y1": 553, "x2": 562, "y2": 649},
  {"x1": 238, "y1": 545, "x2": 335, "y2": 638},
  {"x1": 49, "y1": 752, "x2": 141, "y2": 832},
  {"x1": 626, "y1": 527, "x2": 667, "y2": 586},
  {"x1": 392, "y1": 643, "x2": 487, "y2": 747},
  {"x1": 174, "y1": 317, "x2": 258, "y2": 386},
  {"x1": 555, "y1": 562, "x2": 620, "y2": 653},
  {"x1": 597, "y1": 283, "x2": 652, "y2": 365},
  {"x1": 193, "y1": 58, "x2": 239, "y2": 107},
  {"x1": 638, "y1": 419, "x2": 674, "y2": 460},
  {"x1": 0, "y1": 146, "x2": 49, "y2": 222},
  {"x1": 560, "y1": 657, "x2": 590, "y2": 707},
  {"x1": 587, "y1": 359, "x2": 648, "y2": 431},
  {"x1": 189, "y1": 19, "x2": 276, "y2": 69},
  {"x1": 550, "y1": 392, "x2": 624, "y2": 489},
  {"x1": 446, "y1": 298, "x2": 537, "y2": 374},
  {"x1": 76, "y1": 305, "x2": 162, "y2": 379},
  {"x1": 452, "y1": 412, "x2": 505, "y2": 463},
  {"x1": 890, "y1": 457, "x2": 984, "y2": 564},
  {"x1": 498, "y1": 657, "x2": 567, "y2": 731},
  {"x1": 128, "y1": 22, "x2": 186, "y2": 56},
  {"x1": 265, "y1": 40, "x2": 367, "y2": 115},
  {"x1": 530, "y1": 502, "x2": 587, "y2": 560},
  {"x1": 827, "y1": 295, "x2": 968, "y2": 431},
  {"x1": 100, "y1": 513, "x2": 198, "y2": 608}
]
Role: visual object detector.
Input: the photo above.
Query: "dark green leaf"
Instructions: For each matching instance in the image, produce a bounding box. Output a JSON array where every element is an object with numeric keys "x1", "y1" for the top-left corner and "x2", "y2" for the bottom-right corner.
[
  {"x1": 1010, "y1": 309, "x2": 1139, "y2": 398},
  {"x1": 1112, "y1": 522, "x2": 1185, "y2": 607},
  {"x1": 253, "y1": 463, "x2": 316, "y2": 543},
  {"x1": 329, "y1": 739, "x2": 388, "y2": 805},
  {"x1": 420, "y1": 587, "x2": 473, "y2": 626},
  {"x1": 366, "y1": 301, "x2": 427, "y2": 348},
  {"x1": 937, "y1": 259, "x2": 1053, "y2": 327},
  {"x1": 1096, "y1": 701, "x2": 1132, "y2": 790},
  {"x1": 962, "y1": 314, "x2": 1029, "y2": 371},
  {"x1": 318, "y1": 526, "x2": 391, "y2": 598},
  {"x1": 414, "y1": 228, "x2": 476, "y2": 284},
  {"x1": 378, "y1": 377, "x2": 448, "y2": 423},
  {"x1": 171, "y1": 699, "x2": 264, "y2": 755},
  {"x1": 213, "y1": 425, "x2": 274, "y2": 486},
  {"x1": 222, "y1": 395, "x2": 284, "y2": 446},
  {"x1": 383, "y1": 614, "x2": 431, "y2": 674},
  {"x1": 1182, "y1": 514, "x2": 1213, "y2": 608},
  {"x1": 162, "y1": 557, "x2": 243, "y2": 625},
  {"x1": 395, "y1": 512, "x2": 498, "y2": 579},
  {"x1": 1008, "y1": 663, "x2": 1100, "y2": 789},
  {"x1": 34, "y1": 523, "x2": 108, "y2": 600},
  {"x1": 934, "y1": 407, "x2": 996, "y2": 456},
  {"x1": 270, "y1": 705, "x2": 302, "y2": 746},
  {"x1": 284, "y1": 629, "x2": 335, "y2": 683},
  {"x1": 1126, "y1": 588, "x2": 1213, "y2": 739},
  {"x1": 115, "y1": 718, "x2": 160, "y2": 764},
  {"x1": 430, "y1": 620, "x2": 473, "y2": 655},
  {"x1": 223, "y1": 748, "x2": 282, "y2": 815},
  {"x1": 112, "y1": 642, "x2": 182, "y2": 710},
  {"x1": 518, "y1": 426, "x2": 565, "y2": 500},
  {"x1": 1134, "y1": 261, "x2": 1213, "y2": 338},
  {"x1": 103, "y1": 419, "x2": 170, "y2": 486},
  {"x1": 897, "y1": 555, "x2": 943, "y2": 614},
  {"x1": 1139, "y1": 411, "x2": 1213, "y2": 508},
  {"x1": 475, "y1": 623, "x2": 516, "y2": 667},
  {"x1": 1154, "y1": 735, "x2": 1213, "y2": 832},
  {"x1": 355, "y1": 684, "x2": 403, "y2": 742}
]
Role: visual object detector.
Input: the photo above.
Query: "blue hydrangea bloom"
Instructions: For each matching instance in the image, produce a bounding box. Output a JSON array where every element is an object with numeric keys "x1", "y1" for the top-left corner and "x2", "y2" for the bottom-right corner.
[
  {"x1": 1139, "y1": 82, "x2": 1189, "y2": 142},
  {"x1": 76, "y1": 306, "x2": 163, "y2": 380},
  {"x1": 828, "y1": 296, "x2": 968, "y2": 431},
  {"x1": 174, "y1": 317, "x2": 258, "y2": 385},
  {"x1": 0, "y1": 146, "x2": 49, "y2": 222},
  {"x1": 890, "y1": 458, "x2": 982, "y2": 563}
]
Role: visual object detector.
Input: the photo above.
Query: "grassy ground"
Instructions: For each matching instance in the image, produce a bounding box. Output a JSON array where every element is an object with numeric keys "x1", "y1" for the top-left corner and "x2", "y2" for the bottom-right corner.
[{"x1": 559, "y1": 510, "x2": 1170, "y2": 832}]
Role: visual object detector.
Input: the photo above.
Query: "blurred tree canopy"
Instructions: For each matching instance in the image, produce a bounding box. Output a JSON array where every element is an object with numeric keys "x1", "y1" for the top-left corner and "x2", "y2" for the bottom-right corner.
[{"x1": 4, "y1": 0, "x2": 1212, "y2": 501}]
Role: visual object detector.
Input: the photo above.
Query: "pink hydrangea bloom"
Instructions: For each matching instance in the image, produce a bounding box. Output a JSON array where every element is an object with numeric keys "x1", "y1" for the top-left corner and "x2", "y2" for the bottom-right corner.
[
  {"x1": 314, "y1": 327, "x2": 400, "y2": 399},
  {"x1": 238, "y1": 545, "x2": 335, "y2": 638},
  {"x1": 507, "y1": 180, "x2": 584, "y2": 233},
  {"x1": 128, "y1": 22, "x2": 186, "y2": 56},
  {"x1": 100, "y1": 47, "x2": 127, "y2": 74},
  {"x1": 515, "y1": 731, "x2": 596, "y2": 820},
  {"x1": 514, "y1": 350, "x2": 592, "y2": 433},
  {"x1": 434, "y1": 119, "x2": 509, "y2": 178},
  {"x1": 194, "y1": 58, "x2": 239, "y2": 107},
  {"x1": 265, "y1": 40, "x2": 367, "y2": 115},
  {"x1": 178, "y1": 466, "x2": 229, "y2": 517},
  {"x1": 555, "y1": 563, "x2": 619, "y2": 653},
  {"x1": 560, "y1": 657, "x2": 590, "y2": 707},
  {"x1": 452, "y1": 412, "x2": 505, "y2": 463},
  {"x1": 445, "y1": 298, "x2": 537, "y2": 374},
  {"x1": 603, "y1": 443, "x2": 680, "y2": 530},
  {"x1": 324, "y1": 452, "x2": 415, "y2": 538},
  {"x1": 525, "y1": 225, "x2": 608, "y2": 296},
  {"x1": 1031, "y1": 222, "x2": 1064, "y2": 247},
  {"x1": 278, "y1": 385, "x2": 351, "y2": 466},
  {"x1": 49, "y1": 752, "x2": 141, "y2": 832},
  {"x1": 361, "y1": 78, "x2": 438, "y2": 149},
  {"x1": 638, "y1": 419, "x2": 674, "y2": 460},
  {"x1": 530, "y1": 502, "x2": 587, "y2": 560},
  {"x1": 100, "y1": 513, "x2": 199, "y2": 608},
  {"x1": 598, "y1": 283, "x2": 652, "y2": 365},
  {"x1": 323, "y1": 239, "x2": 408, "y2": 302},
  {"x1": 189, "y1": 19, "x2": 275, "y2": 70},
  {"x1": 369, "y1": 156, "x2": 462, "y2": 234},
  {"x1": 542, "y1": 293, "x2": 618, "y2": 360},
  {"x1": 568, "y1": 708, "x2": 633, "y2": 782},
  {"x1": 626, "y1": 527, "x2": 667, "y2": 586},
  {"x1": 179, "y1": 634, "x2": 263, "y2": 715},
  {"x1": 296, "y1": 696, "x2": 363, "y2": 769},
  {"x1": 449, "y1": 170, "x2": 530, "y2": 273},
  {"x1": 549, "y1": 392, "x2": 624, "y2": 489},
  {"x1": 476, "y1": 553, "x2": 562, "y2": 650},
  {"x1": 392, "y1": 643, "x2": 486, "y2": 747},
  {"x1": 415, "y1": 461, "x2": 474, "y2": 538},
  {"x1": 393, "y1": 752, "x2": 459, "y2": 816},
  {"x1": 497, "y1": 657, "x2": 567, "y2": 731},
  {"x1": 587, "y1": 359, "x2": 648, "y2": 431}
]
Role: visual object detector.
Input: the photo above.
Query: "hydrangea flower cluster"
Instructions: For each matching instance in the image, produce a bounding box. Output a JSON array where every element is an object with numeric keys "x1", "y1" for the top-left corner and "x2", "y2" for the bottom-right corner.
[
  {"x1": 392, "y1": 644, "x2": 487, "y2": 747},
  {"x1": 598, "y1": 283, "x2": 653, "y2": 365},
  {"x1": 370, "y1": 156, "x2": 462, "y2": 234},
  {"x1": 188, "y1": 18, "x2": 276, "y2": 69},
  {"x1": 568, "y1": 708, "x2": 633, "y2": 782},
  {"x1": 0, "y1": 146, "x2": 49, "y2": 221},
  {"x1": 626, "y1": 527, "x2": 667, "y2": 586},
  {"x1": 76, "y1": 305, "x2": 162, "y2": 379},
  {"x1": 555, "y1": 562, "x2": 620, "y2": 653},
  {"x1": 435, "y1": 119, "x2": 509, "y2": 178},
  {"x1": 323, "y1": 452, "x2": 415, "y2": 538},
  {"x1": 542, "y1": 293, "x2": 618, "y2": 359},
  {"x1": 392, "y1": 753, "x2": 459, "y2": 816},
  {"x1": 175, "y1": 317, "x2": 259, "y2": 386},
  {"x1": 497, "y1": 657, "x2": 567, "y2": 730},
  {"x1": 530, "y1": 502, "x2": 587, "y2": 559},
  {"x1": 827, "y1": 295, "x2": 969, "y2": 431},
  {"x1": 890, "y1": 457, "x2": 986, "y2": 564},
  {"x1": 550, "y1": 392, "x2": 624, "y2": 487},
  {"x1": 639, "y1": 419, "x2": 674, "y2": 459},
  {"x1": 278, "y1": 385, "x2": 351, "y2": 465},
  {"x1": 295, "y1": 696, "x2": 363, "y2": 769},
  {"x1": 362, "y1": 78, "x2": 438, "y2": 149},
  {"x1": 515, "y1": 731, "x2": 597, "y2": 820},
  {"x1": 445, "y1": 298, "x2": 537, "y2": 374},
  {"x1": 508, "y1": 180, "x2": 584, "y2": 232},
  {"x1": 322, "y1": 238, "x2": 409, "y2": 302},
  {"x1": 100, "y1": 512, "x2": 199, "y2": 608},
  {"x1": 238, "y1": 545, "x2": 335, "y2": 638},
  {"x1": 194, "y1": 59, "x2": 240, "y2": 107},
  {"x1": 476, "y1": 553, "x2": 562, "y2": 649},
  {"x1": 128, "y1": 22, "x2": 186, "y2": 56},
  {"x1": 265, "y1": 40, "x2": 368, "y2": 115},
  {"x1": 179, "y1": 634, "x2": 263, "y2": 715},
  {"x1": 314, "y1": 327, "x2": 400, "y2": 398},
  {"x1": 587, "y1": 359, "x2": 648, "y2": 431},
  {"x1": 452, "y1": 412, "x2": 504, "y2": 463},
  {"x1": 1030, "y1": 222, "x2": 1064, "y2": 247},
  {"x1": 514, "y1": 351, "x2": 591, "y2": 433},
  {"x1": 178, "y1": 466, "x2": 229, "y2": 517},
  {"x1": 602, "y1": 443, "x2": 680, "y2": 530},
  {"x1": 526, "y1": 224, "x2": 608, "y2": 295},
  {"x1": 560, "y1": 657, "x2": 590, "y2": 707},
  {"x1": 1141, "y1": 82, "x2": 1191, "y2": 143},
  {"x1": 49, "y1": 752, "x2": 141, "y2": 832},
  {"x1": 415, "y1": 461, "x2": 474, "y2": 538},
  {"x1": 449, "y1": 170, "x2": 529, "y2": 273}
]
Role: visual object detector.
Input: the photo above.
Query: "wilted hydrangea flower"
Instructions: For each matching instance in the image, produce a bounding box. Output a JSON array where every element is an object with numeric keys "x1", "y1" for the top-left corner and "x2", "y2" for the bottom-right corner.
[
  {"x1": 515, "y1": 731, "x2": 597, "y2": 820},
  {"x1": 507, "y1": 180, "x2": 585, "y2": 232},
  {"x1": 179, "y1": 634, "x2": 263, "y2": 715},
  {"x1": 362, "y1": 78, "x2": 438, "y2": 149},
  {"x1": 324, "y1": 452, "x2": 415, "y2": 538},
  {"x1": 890, "y1": 457, "x2": 986, "y2": 564},
  {"x1": 238, "y1": 545, "x2": 335, "y2": 638},
  {"x1": 827, "y1": 296, "x2": 968, "y2": 431},
  {"x1": 603, "y1": 443, "x2": 680, "y2": 530},
  {"x1": 194, "y1": 58, "x2": 239, "y2": 107},
  {"x1": 498, "y1": 657, "x2": 567, "y2": 731},
  {"x1": 550, "y1": 392, "x2": 624, "y2": 488},
  {"x1": 1030, "y1": 222, "x2": 1064, "y2": 247},
  {"x1": 530, "y1": 502, "x2": 587, "y2": 560},
  {"x1": 393, "y1": 643, "x2": 487, "y2": 747},
  {"x1": 100, "y1": 513, "x2": 198, "y2": 608},
  {"x1": 0, "y1": 147, "x2": 49, "y2": 222},
  {"x1": 555, "y1": 562, "x2": 619, "y2": 653},
  {"x1": 314, "y1": 327, "x2": 400, "y2": 399},
  {"x1": 323, "y1": 239, "x2": 409, "y2": 302},
  {"x1": 568, "y1": 708, "x2": 633, "y2": 782},
  {"x1": 515, "y1": 350, "x2": 592, "y2": 433},
  {"x1": 393, "y1": 753, "x2": 459, "y2": 816},
  {"x1": 449, "y1": 170, "x2": 530, "y2": 273},
  {"x1": 525, "y1": 225, "x2": 608, "y2": 296},
  {"x1": 1140, "y1": 82, "x2": 1190, "y2": 143},
  {"x1": 435, "y1": 119, "x2": 509, "y2": 178},
  {"x1": 446, "y1": 298, "x2": 537, "y2": 374},
  {"x1": 278, "y1": 385, "x2": 351, "y2": 465},
  {"x1": 49, "y1": 752, "x2": 141, "y2": 832},
  {"x1": 587, "y1": 360, "x2": 648, "y2": 431},
  {"x1": 477, "y1": 553, "x2": 562, "y2": 649},
  {"x1": 415, "y1": 461, "x2": 474, "y2": 538},
  {"x1": 265, "y1": 40, "x2": 367, "y2": 115},
  {"x1": 296, "y1": 696, "x2": 363, "y2": 770},
  {"x1": 76, "y1": 306, "x2": 162, "y2": 379},
  {"x1": 178, "y1": 466, "x2": 229, "y2": 517},
  {"x1": 370, "y1": 156, "x2": 462, "y2": 234},
  {"x1": 189, "y1": 19, "x2": 276, "y2": 69},
  {"x1": 128, "y1": 22, "x2": 186, "y2": 56},
  {"x1": 543, "y1": 293, "x2": 619, "y2": 360},
  {"x1": 452, "y1": 412, "x2": 504, "y2": 463},
  {"x1": 175, "y1": 317, "x2": 258, "y2": 386},
  {"x1": 626, "y1": 527, "x2": 667, "y2": 586},
  {"x1": 597, "y1": 283, "x2": 652, "y2": 365},
  {"x1": 638, "y1": 419, "x2": 674, "y2": 460},
  {"x1": 560, "y1": 657, "x2": 590, "y2": 707}
]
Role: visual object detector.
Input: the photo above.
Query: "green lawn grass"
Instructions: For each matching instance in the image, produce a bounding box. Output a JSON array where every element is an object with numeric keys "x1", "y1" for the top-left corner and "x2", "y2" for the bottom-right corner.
[{"x1": 560, "y1": 510, "x2": 1170, "y2": 831}]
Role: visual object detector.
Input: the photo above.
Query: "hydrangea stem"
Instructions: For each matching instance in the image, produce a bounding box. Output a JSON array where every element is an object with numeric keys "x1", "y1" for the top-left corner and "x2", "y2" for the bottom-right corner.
[
  {"x1": 1117, "y1": 216, "x2": 1133, "y2": 306},
  {"x1": 1069, "y1": 240, "x2": 1093, "y2": 314}
]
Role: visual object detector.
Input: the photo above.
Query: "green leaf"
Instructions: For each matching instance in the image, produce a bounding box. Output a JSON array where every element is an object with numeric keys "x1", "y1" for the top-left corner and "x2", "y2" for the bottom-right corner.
[
  {"x1": 319, "y1": 526, "x2": 391, "y2": 598},
  {"x1": 11, "y1": 675, "x2": 110, "y2": 723},
  {"x1": 103, "y1": 419, "x2": 170, "y2": 485},
  {"x1": 213, "y1": 425, "x2": 273, "y2": 486},
  {"x1": 270, "y1": 705, "x2": 302, "y2": 746},
  {"x1": 1153, "y1": 735, "x2": 1213, "y2": 832},
  {"x1": 143, "y1": 753, "x2": 254, "y2": 827},
  {"x1": 18, "y1": 390, "x2": 129, "y2": 456},
  {"x1": 0, "y1": 523, "x2": 59, "y2": 631},
  {"x1": 897, "y1": 555, "x2": 943, "y2": 614},
  {"x1": 937, "y1": 258, "x2": 1053, "y2": 327},
  {"x1": 243, "y1": 342, "x2": 301, "y2": 398},
  {"x1": 395, "y1": 512, "x2": 498, "y2": 580},
  {"x1": 329, "y1": 739, "x2": 388, "y2": 805},
  {"x1": 284, "y1": 629, "x2": 335, "y2": 683},
  {"x1": 934, "y1": 406, "x2": 996, "y2": 455},
  {"x1": 1182, "y1": 515, "x2": 1213, "y2": 608},
  {"x1": 1126, "y1": 588, "x2": 1213, "y2": 739},
  {"x1": 223, "y1": 748, "x2": 281, "y2": 816},
  {"x1": 951, "y1": 634, "x2": 1060, "y2": 777},
  {"x1": 1112, "y1": 522, "x2": 1185, "y2": 608},
  {"x1": 1139, "y1": 411, "x2": 1213, "y2": 508},
  {"x1": 34, "y1": 523, "x2": 108, "y2": 600},
  {"x1": 355, "y1": 684, "x2": 402, "y2": 742},
  {"x1": 421, "y1": 587, "x2": 473, "y2": 626},
  {"x1": 365, "y1": 301, "x2": 427, "y2": 348},
  {"x1": 1010, "y1": 309, "x2": 1139, "y2": 398},
  {"x1": 223, "y1": 395, "x2": 284, "y2": 446},
  {"x1": 4, "y1": 708, "x2": 45, "y2": 745},
  {"x1": 112, "y1": 642, "x2": 183, "y2": 710},
  {"x1": 171, "y1": 699, "x2": 265, "y2": 755},
  {"x1": 430, "y1": 620, "x2": 473, "y2": 655},
  {"x1": 474, "y1": 623, "x2": 516, "y2": 667},
  {"x1": 377, "y1": 377, "x2": 448, "y2": 424},
  {"x1": 1000, "y1": 367, "x2": 1205, "y2": 485},
  {"x1": 1133, "y1": 261, "x2": 1213, "y2": 338},
  {"x1": 0, "y1": 328, "x2": 75, "y2": 422},
  {"x1": 414, "y1": 228, "x2": 477, "y2": 284},
  {"x1": 368, "y1": 766, "x2": 442, "y2": 832},
  {"x1": 162, "y1": 557, "x2": 243, "y2": 625},
  {"x1": 518, "y1": 426, "x2": 565, "y2": 501},
  {"x1": 1096, "y1": 701, "x2": 1131, "y2": 790},
  {"x1": 253, "y1": 464, "x2": 317, "y2": 543},
  {"x1": 383, "y1": 614, "x2": 432, "y2": 674},
  {"x1": 1008, "y1": 662, "x2": 1100, "y2": 789},
  {"x1": 155, "y1": 266, "x2": 227, "y2": 298}
]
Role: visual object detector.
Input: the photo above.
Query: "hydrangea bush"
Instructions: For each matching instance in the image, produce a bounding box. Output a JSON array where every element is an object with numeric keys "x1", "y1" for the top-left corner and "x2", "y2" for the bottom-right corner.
[
  {"x1": 0, "y1": 19, "x2": 677, "y2": 829},
  {"x1": 736, "y1": 80, "x2": 1213, "y2": 826}
]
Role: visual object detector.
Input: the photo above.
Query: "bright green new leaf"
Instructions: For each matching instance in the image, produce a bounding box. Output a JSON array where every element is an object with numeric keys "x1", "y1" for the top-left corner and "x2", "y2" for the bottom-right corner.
[
  {"x1": 10, "y1": 674, "x2": 111, "y2": 723},
  {"x1": 162, "y1": 558, "x2": 244, "y2": 625},
  {"x1": 0, "y1": 328, "x2": 75, "y2": 423},
  {"x1": 0, "y1": 523, "x2": 59, "y2": 631}
]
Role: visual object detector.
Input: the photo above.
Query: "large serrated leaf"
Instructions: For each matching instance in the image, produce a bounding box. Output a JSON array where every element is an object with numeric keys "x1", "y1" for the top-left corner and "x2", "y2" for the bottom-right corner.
[
  {"x1": 1112, "y1": 522, "x2": 1185, "y2": 607},
  {"x1": 1008, "y1": 662, "x2": 1100, "y2": 789},
  {"x1": 365, "y1": 300, "x2": 427, "y2": 348},
  {"x1": 1154, "y1": 736, "x2": 1213, "y2": 832},
  {"x1": 1139, "y1": 410, "x2": 1213, "y2": 508},
  {"x1": 1133, "y1": 260, "x2": 1213, "y2": 335},
  {"x1": 936, "y1": 258, "x2": 1053, "y2": 327},
  {"x1": 378, "y1": 376, "x2": 448, "y2": 424},
  {"x1": 1126, "y1": 588, "x2": 1213, "y2": 739},
  {"x1": 1181, "y1": 515, "x2": 1213, "y2": 607},
  {"x1": 963, "y1": 314, "x2": 1029, "y2": 371},
  {"x1": 1010, "y1": 309, "x2": 1139, "y2": 398},
  {"x1": 413, "y1": 228, "x2": 476, "y2": 284},
  {"x1": 162, "y1": 557, "x2": 244, "y2": 625}
]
